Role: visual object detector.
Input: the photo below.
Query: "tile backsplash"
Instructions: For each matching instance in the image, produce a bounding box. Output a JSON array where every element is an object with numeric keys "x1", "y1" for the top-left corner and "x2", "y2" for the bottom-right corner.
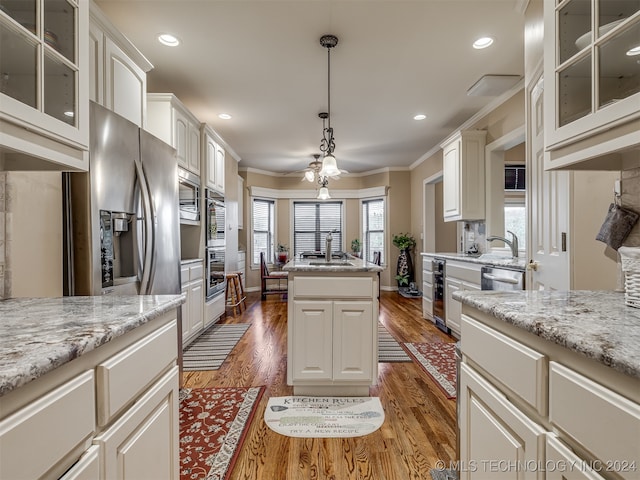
[{"x1": 621, "y1": 166, "x2": 640, "y2": 247}]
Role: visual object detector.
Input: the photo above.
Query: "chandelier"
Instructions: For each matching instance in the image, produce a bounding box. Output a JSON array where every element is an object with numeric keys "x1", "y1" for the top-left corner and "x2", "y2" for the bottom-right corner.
[{"x1": 318, "y1": 34, "x2": 340, "y2": 178}]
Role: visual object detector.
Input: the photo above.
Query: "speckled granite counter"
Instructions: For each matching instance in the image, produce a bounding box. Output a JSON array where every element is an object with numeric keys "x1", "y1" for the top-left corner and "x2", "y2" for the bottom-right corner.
[
  {"x1": 282, "y1": 256, "x2": 384, "y2": 273},
  {"x1": 422, "y1": 252, "x2": 526, "y2": 270},
  {"x1": 453, "y1": 289, "x2": 640, "y2": 379},
  {"x1": 0, "y1": 295, "x2": 185, "y2": 396}
]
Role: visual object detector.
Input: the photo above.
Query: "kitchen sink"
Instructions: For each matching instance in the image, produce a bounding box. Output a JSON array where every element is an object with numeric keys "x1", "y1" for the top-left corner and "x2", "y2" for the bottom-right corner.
[
  {"x1": 309, "y1": 260, "x2": 355, "y2": 266},
  {"x1": 477, "y1": 253, "x2": 514, "y2": 261}
]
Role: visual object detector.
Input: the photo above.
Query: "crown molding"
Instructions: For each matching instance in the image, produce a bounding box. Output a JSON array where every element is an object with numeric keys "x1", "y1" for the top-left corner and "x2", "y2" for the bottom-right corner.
[{"x1": 250, "y1": 185, "x2": 387, "y2": 199}]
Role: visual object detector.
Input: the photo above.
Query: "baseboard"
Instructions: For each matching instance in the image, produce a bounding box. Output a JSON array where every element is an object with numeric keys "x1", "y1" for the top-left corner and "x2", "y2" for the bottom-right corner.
[{"x1": 245, "y1": 286, "x2": 260, "y2": 293}]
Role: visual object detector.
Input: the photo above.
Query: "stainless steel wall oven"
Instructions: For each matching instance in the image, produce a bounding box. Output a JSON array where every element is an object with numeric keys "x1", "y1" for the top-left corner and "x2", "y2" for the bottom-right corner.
[
  {"x1": 206, "y1": 246, "x2": 226, "y2": 299},
  {"x1": 205, "y1": 189, "x2": 225, "y2": 248}
]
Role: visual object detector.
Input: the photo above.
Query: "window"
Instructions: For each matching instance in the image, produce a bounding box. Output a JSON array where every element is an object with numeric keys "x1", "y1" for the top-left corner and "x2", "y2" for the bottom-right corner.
[
  {"x1": 362, "y1": 198, "x2": 385, "y2": 263},
  {"x1": 252, "y1": 198, "x2": 275, "y2": 265},
  {"x1": 293, "y1": 201, "x2": 342, "y2": 256}
]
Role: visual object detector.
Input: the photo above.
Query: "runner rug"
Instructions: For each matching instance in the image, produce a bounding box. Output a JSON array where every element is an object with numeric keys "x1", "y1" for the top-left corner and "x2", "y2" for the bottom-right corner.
[
  {"x1": 182, "y1": 323, "x2": 251, "y2": 371},
  {"x1": 404, "y1": 342, "x2": 457, "y2": 399},
  {"x1": 378, "y1": 323, "x2": 411, "y2": 362},
  {"x1": 179, "y1": 386, "x2": 265, "y2": 480},
  {"x1": 264, "y1": 396, "x2": 385, "y2": 438}
]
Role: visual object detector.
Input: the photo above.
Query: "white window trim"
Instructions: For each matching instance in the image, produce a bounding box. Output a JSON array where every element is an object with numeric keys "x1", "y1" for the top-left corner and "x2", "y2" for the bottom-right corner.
[
  {"x1": 360, "y1": 196, "x2": 387, "y2": 266},
  {"x1": 250, "y1": 195, "x2": 278, "y2": 269}
]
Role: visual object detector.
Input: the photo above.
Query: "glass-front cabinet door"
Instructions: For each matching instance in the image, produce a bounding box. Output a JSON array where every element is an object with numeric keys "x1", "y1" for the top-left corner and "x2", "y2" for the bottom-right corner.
[
  {"x1": 0, "y1": 0, "x2": 88, "y2": 169},
  {"x1": 544, "y1": 0, "x2": 640, "y2": 169}
]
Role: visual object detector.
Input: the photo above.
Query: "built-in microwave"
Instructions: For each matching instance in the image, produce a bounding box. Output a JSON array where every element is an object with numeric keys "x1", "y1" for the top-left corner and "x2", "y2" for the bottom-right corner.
[
  {"x1": 178, "y1": 168, "x2": 200, "y2": 224},
  {"x1": 205, "y1": 189, "x2": 225, "y2": 247}
]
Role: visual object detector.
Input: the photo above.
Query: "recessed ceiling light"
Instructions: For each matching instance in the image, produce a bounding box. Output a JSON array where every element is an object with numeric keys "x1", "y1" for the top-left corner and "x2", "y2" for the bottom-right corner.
[
  {"x1": 627, "y1": 45, "x2": 640, "y2": 56},
  {"x1": 64, "y1": 111, "x2": 74, "y2": 117},
  {"x1": 218, "y1": 113, "x2": 232, "y2": 120},
  {"x1": 158, "y1": 33, "x2": 180, "y2": 47},
  {"x1": 473, "y1": 37, "x2": 494, "y2": 49},
  {"x1": 413, "y1": 114, "x2": 426, "y2": 121}
]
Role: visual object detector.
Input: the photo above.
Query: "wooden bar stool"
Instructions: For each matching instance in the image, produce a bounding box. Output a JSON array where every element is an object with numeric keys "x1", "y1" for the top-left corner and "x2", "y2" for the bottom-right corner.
[{"x1": 225, "y1": 272, "x2": 247, "y2": 316}]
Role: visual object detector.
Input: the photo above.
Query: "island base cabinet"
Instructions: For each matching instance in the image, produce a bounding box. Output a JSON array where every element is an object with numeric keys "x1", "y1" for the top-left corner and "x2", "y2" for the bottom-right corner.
[
  {"x1": 290, "y1": 299, "x2": 375, "y2": 395},
  {"x1": 459, "y1": 363, "x2": 545, "y2": 480},
  {"x1": 59, "y1": 445, "x2": 101, "y2": 480},
  {"x1": 93, "y1": 366, "x2": 179, "y2": 480}
]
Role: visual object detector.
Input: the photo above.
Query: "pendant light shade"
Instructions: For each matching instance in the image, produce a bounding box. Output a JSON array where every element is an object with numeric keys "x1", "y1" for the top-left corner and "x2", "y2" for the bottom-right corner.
[
  {"x1": 320, "y1": 154, "x2": 340, "y2": 177},
  {"x1": 317, "y1": 186, "x2": 331, "y2": 200},
  {"x1": 304, "y1": 170, "x2": 315, "y2": 182}
]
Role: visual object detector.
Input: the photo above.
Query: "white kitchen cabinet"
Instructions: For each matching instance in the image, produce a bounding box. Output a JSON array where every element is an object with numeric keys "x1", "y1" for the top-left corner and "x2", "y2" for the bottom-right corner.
[
  {"x1": 543, "y1": 1, "x2": 640, "y2": 170},
  {"x1": 441, "y1": 130, "x2": 487, "y2": 222},
  {"x1": 181, "y1": 260, "x2": 204, "y2": 346},
  {"x1": 146, "y1": 93, "x2": 201, "y2": 175},
  {"x1": 444, "y1": 260, "x2": 481, "y2": 337},
  {"x1": 422, "y1": 256, "x2": 433, "y2": 321},
  {"x1": 459, "y1": 363, "x2": 546, "y2": 480},
  {"x1": 238, "y1": 175, "x2": 244, "y2": 229},
  {"x1": 290, "y1": 300, "x2": 374, "y2": 384},
  {"x1": 203, "y1": 125, "x2": 226, "y2": 194},
  {"x1": 89, "y1": 3, "x2": 152, "y2": 128},
  {"x1": 0, "y1": 0, "x2": 89, "y2": 171},
  {"x1": 459, "y1": 307, "x2": 640, "y2": 480},
  {"x1": 287, "y1": 273, "x2": 379, "y2": 396},
  {"x1": 93, "y1": 367, "x2": 179, "y2": 480},
  {"x1": 0, "y1": 310, "x2": 179, "y2": 480}
]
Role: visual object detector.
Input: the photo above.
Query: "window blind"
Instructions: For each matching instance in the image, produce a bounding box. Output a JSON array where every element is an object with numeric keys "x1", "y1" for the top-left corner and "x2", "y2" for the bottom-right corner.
[
  {"x1": 293, "y1": 201, "x2": 342, "y2": 256},
  {"x1": 362, "y1": 199, "x2": 385, "y2": 263},
  {"x1": 252, "y1": 198, "x2": 275, "y2": 264}
]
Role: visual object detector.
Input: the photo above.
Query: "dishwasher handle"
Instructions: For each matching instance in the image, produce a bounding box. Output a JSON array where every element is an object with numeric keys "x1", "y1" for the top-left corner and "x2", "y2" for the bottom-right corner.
[{"x1": 482, "y1": 272, "x2": 520, "y2": 284}]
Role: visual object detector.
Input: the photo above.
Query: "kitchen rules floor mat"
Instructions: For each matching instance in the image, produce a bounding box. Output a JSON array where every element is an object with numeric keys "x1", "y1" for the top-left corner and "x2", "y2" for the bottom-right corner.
[{"x1": 264, "y1": 396, "x2": 384, "y2": 438}]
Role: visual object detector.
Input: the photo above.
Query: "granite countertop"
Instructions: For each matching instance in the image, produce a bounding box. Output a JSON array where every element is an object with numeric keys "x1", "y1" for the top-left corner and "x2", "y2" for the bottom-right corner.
[
  {"x1": 453, "y1": 289, "x2": 640, "y2": 379},
  {"x1": 283, "y1": 256, "x2": 384, "y2": 273},
  {"x1": 0, "y1": 294, "x2": 186, "y2": 397},
  {"x1": 422, "y1": 251, "x2": 526, "y2": 270}
]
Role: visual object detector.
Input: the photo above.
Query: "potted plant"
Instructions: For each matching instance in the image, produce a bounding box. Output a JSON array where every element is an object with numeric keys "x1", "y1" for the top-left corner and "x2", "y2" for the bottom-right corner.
[
  {"x1": 276, "y1": 243, "x2": 289, "y2": 264},
  {"x1": 392, "y1": 232, "x2": 416, "y2": 290},
  {"x1": 351, "y1": 238, "x2": 362, "y2": 258}
]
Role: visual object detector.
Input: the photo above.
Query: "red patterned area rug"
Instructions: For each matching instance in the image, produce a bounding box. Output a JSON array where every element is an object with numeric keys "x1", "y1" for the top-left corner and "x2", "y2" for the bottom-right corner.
[
  {"x1": 179, "y1": 386, "x2": 265, "y2": 480},
  {"x1": 403, "y1": 343, "x2": 457, "y2": 399}
]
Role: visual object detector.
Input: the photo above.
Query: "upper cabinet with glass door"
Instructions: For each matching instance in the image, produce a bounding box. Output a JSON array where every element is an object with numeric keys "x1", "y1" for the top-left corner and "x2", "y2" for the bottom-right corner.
[
  {"x1": 544, "y1": 0, "x2": 640, "y2": 170},
  {"x1": 0, "y1": 0, "x2": 89, "y2": 171}
]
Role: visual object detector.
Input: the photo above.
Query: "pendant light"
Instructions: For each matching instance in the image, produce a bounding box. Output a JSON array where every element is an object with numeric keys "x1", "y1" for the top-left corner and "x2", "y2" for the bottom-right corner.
[
  {"x1": 317, "y1": 177, "x2": 331, "y2": 200},
  {"x1": 318, "y1": 35, "x2": 341, "y2": 178}
]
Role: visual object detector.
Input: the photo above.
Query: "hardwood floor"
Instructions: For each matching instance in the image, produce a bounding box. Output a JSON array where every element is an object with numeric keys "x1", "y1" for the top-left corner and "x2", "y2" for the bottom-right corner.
[{"x1": 183, "y1": 291, "x2": 457, "y2": 479}]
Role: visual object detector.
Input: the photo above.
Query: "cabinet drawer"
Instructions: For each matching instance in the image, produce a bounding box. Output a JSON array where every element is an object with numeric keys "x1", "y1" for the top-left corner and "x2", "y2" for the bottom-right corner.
[
  {"x1": 59, "y1": 445, "x2": 100, "y2": 480},
  {"x1": 546, "y1": 435, "x2": 606, "y2": 480},
  {"x1": 422, "y1": 297, "x2": 433, "y2": 319},
  {"x1": 96, "y1": 320, "x2": 177, "y2": 426},
  {"x1": 461, "y1": 315, "x2": 546, "y2": 414},
  {"x1": 180, "y1": 265, "x2": 190, "y2": 286},
  {"x1": 549, "y1": 362, "x2": 640, "y2": 480},
  {"x1": 189, "y1": 263, "x2": 203, "y2": 281},
  {"x1": 0, "y1": 371, "x2": 95, "y2": 480},
  {"x1": 293, "y1": 276, "x2": 373, "y2": 298},
  {"x1": 422, "y1": 280, "x2": 432, "y2": 300},
  {"x1": 446, "y1": 261, "x2": 481, "y2": 285},
  {"x1": 422, "y1": 257, "x2": 433, "y2": 272}
]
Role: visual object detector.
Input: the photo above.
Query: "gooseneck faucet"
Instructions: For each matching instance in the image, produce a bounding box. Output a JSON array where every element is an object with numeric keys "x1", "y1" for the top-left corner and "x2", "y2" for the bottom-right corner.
[
  {"x1": 325, "y1": 231, "x2": 333, "y2": 262},
  {"x1": 486, "y1": 230, "x2": 519, "y2": 258}
]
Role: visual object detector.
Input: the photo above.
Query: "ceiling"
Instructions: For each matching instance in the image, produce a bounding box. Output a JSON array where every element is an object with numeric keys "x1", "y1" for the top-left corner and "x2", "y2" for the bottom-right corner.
[{"x1": 95, "y1": 0, "x2": 526, "y2": 175}]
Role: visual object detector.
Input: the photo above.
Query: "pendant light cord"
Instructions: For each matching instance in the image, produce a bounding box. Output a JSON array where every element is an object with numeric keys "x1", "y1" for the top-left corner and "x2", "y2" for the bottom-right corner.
[{"x1": 327, "y1": 47, "x2": 331, "y2": 130}]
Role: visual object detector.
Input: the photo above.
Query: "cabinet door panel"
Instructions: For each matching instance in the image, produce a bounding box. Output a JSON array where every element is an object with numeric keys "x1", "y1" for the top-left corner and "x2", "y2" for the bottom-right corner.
[
  {"x1": 445, "y1": 276, "x2": 462, "y2": 335},
  {"x1": 546, "y1": 435, "x2": 606, "y2": 480},
  {"x1": 188, "y1": 280, "x2": 204, "y2": 337},
  {"x1": 105, "y1": 38, "x2": 145, "y2": 127},
  {"x1": 332, "y1": 301, "x2": 374, "y2": 381},
  {"x1": 174, "y1": 111, "x2": 188, "y2": 169},
  {"x1": 291, "y1": 301, "x2": 333, "y2": 381},
  {"x1": 459, "y1": 363, "x2": 545, "y2": 480},
  {"x1": 443, "y1": 142, "x2": 461, "y2": 219},
  {"x1": 59, "y1": 445, "x2": 101, "y2": 480},
  {"x1": 187, "y1": 125, "x2": 200, "y2": 175},
  {"x1": 94, "y1": 366, "x2": 179, "y2": 480},
  {"x1": 206, "y1": 136, "x2": 217, "y2": 189},
  {"x1": 215, "y1": 144, "x2": 225, "y2": 193}
]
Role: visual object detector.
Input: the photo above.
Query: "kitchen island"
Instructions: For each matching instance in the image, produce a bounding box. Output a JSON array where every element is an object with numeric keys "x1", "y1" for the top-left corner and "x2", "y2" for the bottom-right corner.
[
  {"x1": 283, "y1": 257, "x2": 384, "y2": 396},
  {"x1": 454, "y1": 289, "x2": 639, "y2": 480},
  {"x1": 0, "y1": 294, "x2": 185, "y2": 480}
]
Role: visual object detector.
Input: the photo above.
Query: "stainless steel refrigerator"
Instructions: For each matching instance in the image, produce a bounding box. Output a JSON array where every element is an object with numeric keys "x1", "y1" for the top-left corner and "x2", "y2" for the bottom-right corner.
[{"x1": 64, "y1": 102, "x2": 181, "y2": 297}]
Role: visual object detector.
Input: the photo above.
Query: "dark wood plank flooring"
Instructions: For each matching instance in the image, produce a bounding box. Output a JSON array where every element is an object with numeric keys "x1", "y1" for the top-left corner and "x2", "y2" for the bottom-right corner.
[{"x1": 183, "y1": 290, "x2": 457, "y2": 479}]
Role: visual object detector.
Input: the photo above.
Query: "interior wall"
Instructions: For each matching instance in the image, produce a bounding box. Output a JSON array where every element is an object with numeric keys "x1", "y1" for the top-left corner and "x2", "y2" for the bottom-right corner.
[
  {"x1": 572, "y1": 170, "x2": 620, "y2": 290},
  {"x1": 386, "y1": 171, "x2": 412, "y2": 289},
  {"x1": 434, "y1": 181, "x2": 457, "y2": 252},
  {"x1": 4, "y1": 172, "x2": 63, "y2": 298}
]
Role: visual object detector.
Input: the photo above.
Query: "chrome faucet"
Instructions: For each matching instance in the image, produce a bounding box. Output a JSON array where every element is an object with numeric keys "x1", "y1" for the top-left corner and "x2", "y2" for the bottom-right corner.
[
  {"x1": 486, "y1": 230, "x2": 519, "y2": 258},
  {"x1": 325, "y1": 231, "x2": 333, "y2": 262}
]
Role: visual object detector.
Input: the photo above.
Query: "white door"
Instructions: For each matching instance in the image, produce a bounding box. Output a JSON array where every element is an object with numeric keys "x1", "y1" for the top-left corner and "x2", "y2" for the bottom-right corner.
[
  {"x1": 291, "y1": 300, "x2": 333, "y2": 381},
  {"x1": 332, "y1": 301, "x2": 373, "y2": 381},
  {"x1": 527, "y1": 72, "x2": 570, "y2": 290}
]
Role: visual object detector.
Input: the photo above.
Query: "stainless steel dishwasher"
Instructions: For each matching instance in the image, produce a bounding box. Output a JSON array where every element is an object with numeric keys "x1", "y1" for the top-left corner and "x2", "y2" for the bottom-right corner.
[{"x1": 480, "y1": 265, "x2": 525, "y2": 290}]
